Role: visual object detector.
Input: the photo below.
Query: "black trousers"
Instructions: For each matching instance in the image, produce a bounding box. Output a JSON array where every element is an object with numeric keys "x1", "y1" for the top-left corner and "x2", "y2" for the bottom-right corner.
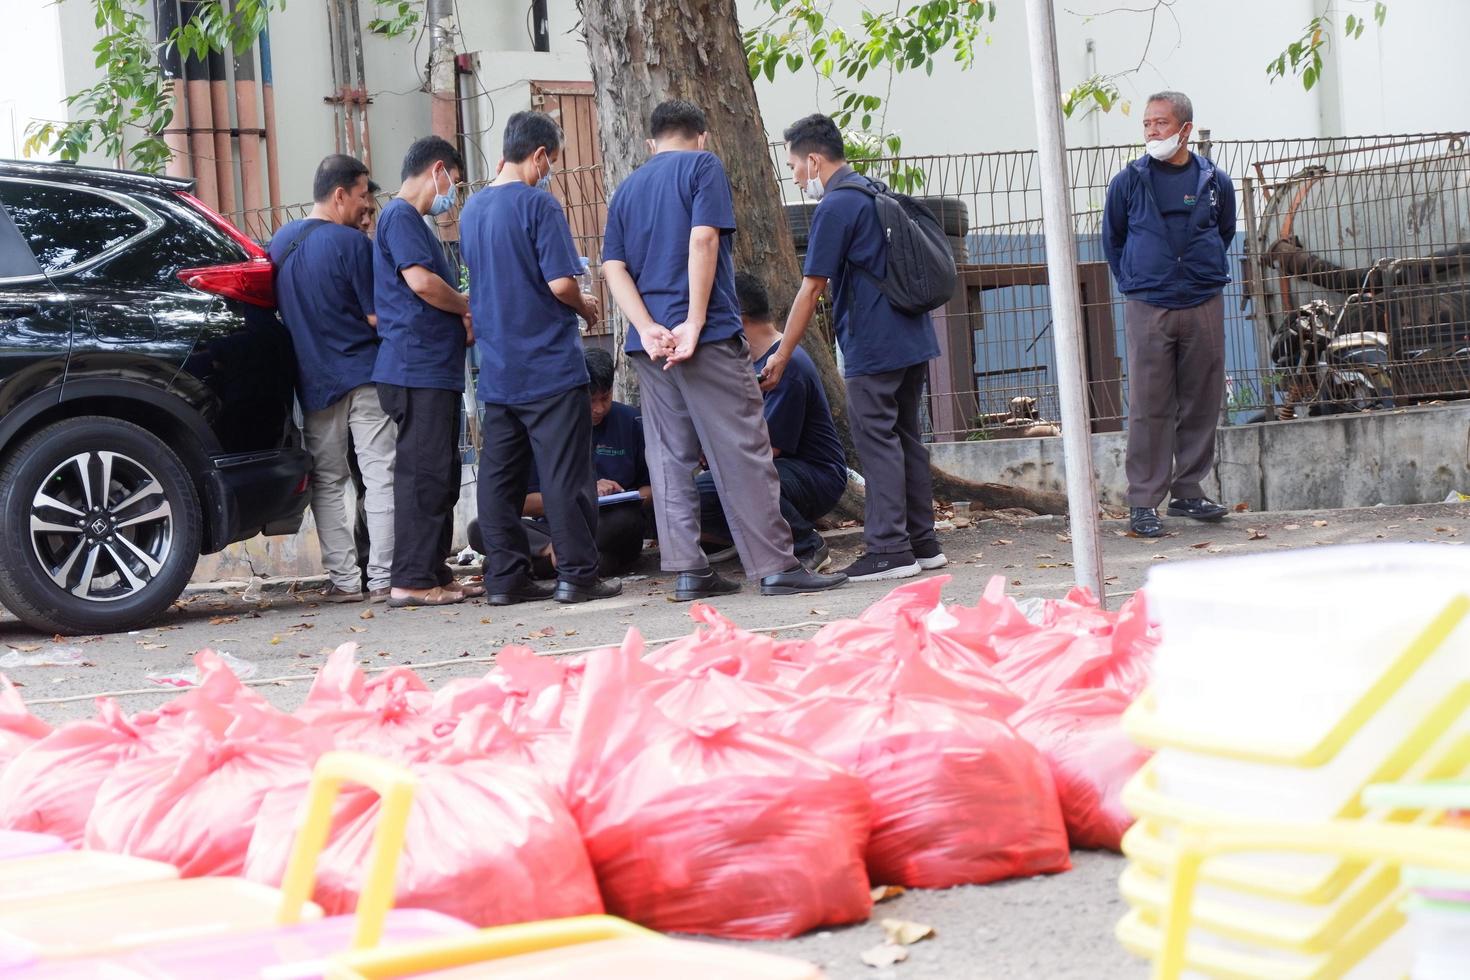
[
  {"x1": 376, "y1": 383, "x2": 461, "y2": 590},
  {"x1": 477, "y1": 386, "x2": 599, "y2": 589},
  {"x1": 521, "y1": 502, "x2": 646, "y2": 578},
  {"x1": 696, "y1": 457, "x2": 840, "y2": 560}
]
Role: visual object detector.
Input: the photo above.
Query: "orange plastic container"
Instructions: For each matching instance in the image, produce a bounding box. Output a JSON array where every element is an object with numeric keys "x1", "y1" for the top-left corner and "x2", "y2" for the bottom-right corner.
[
  {"x1": 0, "y1": 877, "x2": 319, "y2": 960},
  {"x1": 415, "y1": 938, "x2": 825, "y2": 979},
  {"x1": 0, "y1": 850, "x2": 176, "y2": 907}
]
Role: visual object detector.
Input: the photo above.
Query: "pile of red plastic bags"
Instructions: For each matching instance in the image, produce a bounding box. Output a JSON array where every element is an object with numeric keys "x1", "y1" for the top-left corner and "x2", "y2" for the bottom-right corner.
[{"x1": 0, "y1": 575, "x2": 1155, "y2": 940}]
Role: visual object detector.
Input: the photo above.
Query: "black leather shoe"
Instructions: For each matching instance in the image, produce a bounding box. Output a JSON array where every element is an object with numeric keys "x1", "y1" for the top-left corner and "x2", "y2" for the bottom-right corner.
[
  {"x1": 760, "y1": 564, "x2": 847, "y2": 596},
  {"x1": 675, "y1": 567, "x2": 741, "y2": 601},
  {"x1": 485, "y1": 580, "x2": 555, "y2": 605},
  {"x1": 554, "y1": 578, "x2": 623, "y2": 604},
  {"x1": 1129, "y1": 507, "x2": 1165, "y2": 538},
  {"x1": 798, "y1": 539, "x2": 832, "y2": 573},
  {"x1": 1167, "y1": 497, "x2": 1229, "y2": 522}
]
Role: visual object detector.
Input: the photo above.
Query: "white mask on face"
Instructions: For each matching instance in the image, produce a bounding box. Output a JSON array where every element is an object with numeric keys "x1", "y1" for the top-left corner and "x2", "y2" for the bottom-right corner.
[
  {"x1": 802, "y1": 157, "x2": 825, "y2": 201},
  {"x1": 1145, "y1": 125, "x2": 1187, "y2": 162}
]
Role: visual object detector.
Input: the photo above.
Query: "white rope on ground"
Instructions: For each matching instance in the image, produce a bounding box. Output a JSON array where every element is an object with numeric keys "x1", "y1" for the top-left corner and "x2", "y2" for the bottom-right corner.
[{"x1": 22, "y1": 619, "x2": 836, "y2": 707}]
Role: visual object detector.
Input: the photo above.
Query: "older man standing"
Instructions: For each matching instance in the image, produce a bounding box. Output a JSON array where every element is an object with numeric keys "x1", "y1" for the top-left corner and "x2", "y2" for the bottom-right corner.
[{"x1": 1103, "y1": 91, "x2": 1236, "y2": 538}]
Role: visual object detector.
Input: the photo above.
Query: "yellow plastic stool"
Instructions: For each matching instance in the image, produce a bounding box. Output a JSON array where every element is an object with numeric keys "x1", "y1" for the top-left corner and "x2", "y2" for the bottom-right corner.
[{"x1": 324, "y1": 915, "x2": 825, "y2": 980}]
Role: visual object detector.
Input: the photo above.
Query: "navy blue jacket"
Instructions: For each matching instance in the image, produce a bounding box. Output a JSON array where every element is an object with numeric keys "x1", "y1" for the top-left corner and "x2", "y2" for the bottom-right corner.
[{"x1": 1103, "y1": 152, "x2": 1236, "y2": 310}]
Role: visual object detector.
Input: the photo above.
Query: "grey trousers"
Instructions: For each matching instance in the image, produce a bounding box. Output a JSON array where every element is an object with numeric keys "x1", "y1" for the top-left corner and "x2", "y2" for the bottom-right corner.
[
  {"x1": 303, "y1": 384, "x2": 396, "y2": 591},
  {"x1": 1124, "y1": 294, "x2": 1226, "y2": 507},
  {"x1": 632, "y1": 336, "x2": 795, "y2": 579},
  {"x1": 847, "y1": 362, "x2": 938, "y2": 555}
]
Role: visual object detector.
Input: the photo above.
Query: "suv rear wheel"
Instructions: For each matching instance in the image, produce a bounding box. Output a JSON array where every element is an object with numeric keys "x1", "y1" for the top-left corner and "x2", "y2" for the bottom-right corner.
[{"x1": 0, "y1": 417, "x2": 202, "y2": 635}]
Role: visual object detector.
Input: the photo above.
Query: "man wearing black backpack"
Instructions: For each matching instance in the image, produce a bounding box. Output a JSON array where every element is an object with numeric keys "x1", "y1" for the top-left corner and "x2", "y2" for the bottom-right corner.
[{"x1": 762, "y1": 113, "x2": 950, "y2": 582}]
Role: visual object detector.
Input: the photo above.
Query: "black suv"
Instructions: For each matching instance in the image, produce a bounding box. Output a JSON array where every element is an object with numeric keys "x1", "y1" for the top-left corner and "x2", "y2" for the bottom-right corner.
[{"x1": 0, "y1": 160, "x2": 309, "y2": 635}]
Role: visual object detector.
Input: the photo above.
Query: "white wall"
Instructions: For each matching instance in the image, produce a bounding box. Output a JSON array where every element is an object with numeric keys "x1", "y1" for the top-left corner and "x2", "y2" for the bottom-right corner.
[{"x1": 0, "y1": 3, "x2": 71, "y2": 160}]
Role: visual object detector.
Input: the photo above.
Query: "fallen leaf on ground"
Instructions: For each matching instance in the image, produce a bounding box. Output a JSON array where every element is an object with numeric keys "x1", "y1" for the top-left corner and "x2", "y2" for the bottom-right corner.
[
  {"x1": 347, "y1": 626, "x2": 367, "y2": 634},
  {"x1": 1207, "y1": 547, "x2": 1224, "y2": 554},
  {"x1": 480, "y1": 618, "x2": 492, "y2": 625},
  {"x1": 1247, "y1": 529, "x2": 1268, "y2": 540},
  {"x1": 1189, "y1": 541, "x2": 1212, "y2": 549},
  {"x1": 1056, "y1": 532, "x2": 1072, "y2": 543},
  {"x1": 1234, "y1": 503, "x2": 1250, "y2": 512},
  {"x1": 208, "y1": 615, "x2": 238, "y2": 626},
  {"x1": 1312, "y1": 520, "x2": 1329, "y2": 528},
  {"x1": 529, "y1": 626, "x2": 557, "y2": 638},
  {"x1": 1284, "y1": 524, "x2": 1302, "y2": 531},
  {"x1": 359, "y1": 609, "x2": 375, "y2": 620},
  {"x1": 1034, "y1": 553, "x2": 1054, "y2": 559},
  {"x1": 882, "y1": 918, "x2": 935, "y2": 945},
  {"x1": 1151, "y1": 554, "x2": 1168, "y2": 561},
  {"x1": 860, "y1": 944, "x2": 908, "y2": 968},
  {"x1": 7, "y1": 644, "x2": 40, "y2": 653},
  {"x1": 992, "y1": 538, "x2": 1013, "y2": 546},
  {"x1": 140, "y1": 642, "x2": 168, "y2": 650},
  {"x1": 871, "y1": 885, "x2": 906, "y2": 904}
]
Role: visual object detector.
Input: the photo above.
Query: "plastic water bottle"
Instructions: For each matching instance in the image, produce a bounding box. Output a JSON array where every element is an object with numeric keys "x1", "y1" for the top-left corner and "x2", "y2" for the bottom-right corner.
[{"x1": 577, "y1": 256, "x2": 593, "y2": 295}]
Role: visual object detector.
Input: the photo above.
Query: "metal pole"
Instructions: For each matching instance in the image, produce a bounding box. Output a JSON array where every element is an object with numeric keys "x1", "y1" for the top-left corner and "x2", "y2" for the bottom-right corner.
[{"x1": 1022, "y1": 0, "x2": 1106, "y2": 603}]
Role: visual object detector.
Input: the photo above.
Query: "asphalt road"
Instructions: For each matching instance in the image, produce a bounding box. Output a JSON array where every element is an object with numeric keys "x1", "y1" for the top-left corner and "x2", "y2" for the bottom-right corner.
[{"x1": 4, "y1": 501, "x2": 1466, "y2": 977}]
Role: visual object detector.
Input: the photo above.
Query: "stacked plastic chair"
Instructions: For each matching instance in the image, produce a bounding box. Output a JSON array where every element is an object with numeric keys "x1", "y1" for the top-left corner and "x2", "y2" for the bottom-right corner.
[{"x1": 1115, "y1": 544, "x2": 1470, "y2": 978}]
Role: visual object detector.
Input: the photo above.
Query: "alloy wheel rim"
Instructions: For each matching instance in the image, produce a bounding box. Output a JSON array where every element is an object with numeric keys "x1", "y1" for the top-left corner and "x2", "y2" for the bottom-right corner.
[{"x1": 29, "y1": 451, "x2": 174, "y2": 602}]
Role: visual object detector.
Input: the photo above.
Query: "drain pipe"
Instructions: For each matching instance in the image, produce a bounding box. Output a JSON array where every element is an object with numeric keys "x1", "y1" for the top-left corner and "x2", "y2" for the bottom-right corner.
[
  {"x1": 231, "y1": 13, "x2": 264, "y2": 233},
  {"x1": 207, "y1": 46, "x2": 237, "y2": 216},
  {"x1": 531, "y1": 0, "x2": 549, "y2": 52},
  {"x1": 259, "y1": 13, "x2": 284, "y2": 231},
  {"x1": 154, "y1": 0, "x2": 191, "y2": 178},
  {"x1": 325, "y1": 0, "x2": 350, "y2": 155},
  {"x1": 179, "y1": 1, "x2": 219, "y2": 209},
  {"x1": 346, "y1": 0, "x2": 373, "y2": 172}
]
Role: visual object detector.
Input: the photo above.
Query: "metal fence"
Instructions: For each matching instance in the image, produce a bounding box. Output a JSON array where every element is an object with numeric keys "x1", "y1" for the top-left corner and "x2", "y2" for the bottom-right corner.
[{"x1": 229, "y1": 130, "x2": 1470, "y2": 445}]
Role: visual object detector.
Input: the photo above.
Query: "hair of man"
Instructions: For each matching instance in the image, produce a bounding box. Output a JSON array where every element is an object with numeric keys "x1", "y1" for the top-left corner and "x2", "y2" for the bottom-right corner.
[
  {"x1": 584, "y1": 346, "x2": 616, "y2": 394},
  {"x1": 783, "y1": 113, "x2": 845, "y2": 161},
  {"x1": 313, "y1": 154, "x2": 371, "y2": 203},
  {"x1": 503, "y1": 111, "x2": 564, "y2": 164},
  {"x1": 400, "y1": 135, "x2": 465, "y2": 181},
  {"x1": 649, "y1": 99, "x2": 708, "y2": 140},
  {"x1": 734, "y1": 271, "x2": 774, "y2": 322},
  {"x1": 1145, "y1": 91, "x2": 1194, "y2": 125}
]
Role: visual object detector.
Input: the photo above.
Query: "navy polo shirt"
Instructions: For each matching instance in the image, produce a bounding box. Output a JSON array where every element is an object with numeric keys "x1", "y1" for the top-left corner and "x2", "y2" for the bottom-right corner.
[
  {"x1": 370, "y1": 197, "x2": 465, "y2": 391},
  {"x1": 529, "y1": 400, "x2": 648, "y2": 493},
  {"x1": 601, "y1": 150, "x2": 743, "y2": 354},
  {"x1": 804, "y1": 169, "x2": 939, "y2": 378},
  {"x1": 752, "y1": 343, "x2": 847, "y2": 501},
  {"x1": 268, "y1": 219, "x2": 376, "y2": 413},
  {"x1": 460, "y1": 182, "x2": 587, "y2": 405}
]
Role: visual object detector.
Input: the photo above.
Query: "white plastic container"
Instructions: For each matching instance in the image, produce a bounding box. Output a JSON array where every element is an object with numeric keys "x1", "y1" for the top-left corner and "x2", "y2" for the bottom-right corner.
[{"x1": 1407, "y1": 899, "x2": 1470, "y2": 980}]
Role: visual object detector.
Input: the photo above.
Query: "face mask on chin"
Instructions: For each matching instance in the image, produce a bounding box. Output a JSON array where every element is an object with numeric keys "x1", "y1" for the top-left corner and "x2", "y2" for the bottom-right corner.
[
  {"x1": 428, "y1": 167, "x2": 456, "y2": 216},
  {"x1": 1145, "y1": 126, "x2": 1188, "y2": 163},
  {"x1": 802, "y1": 157, "x2": 825, "y2": 201}
]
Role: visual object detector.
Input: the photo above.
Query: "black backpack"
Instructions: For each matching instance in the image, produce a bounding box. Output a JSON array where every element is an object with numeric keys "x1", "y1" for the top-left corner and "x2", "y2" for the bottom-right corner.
[{"x1": 830, "y1": 172, "x2": 957, "y2": 316}]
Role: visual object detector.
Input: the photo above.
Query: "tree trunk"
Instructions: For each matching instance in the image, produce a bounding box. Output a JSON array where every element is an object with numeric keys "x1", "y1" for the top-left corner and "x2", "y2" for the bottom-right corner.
[{"x1": 580, "y1": 0, "x2": 1069, "y2": 519}]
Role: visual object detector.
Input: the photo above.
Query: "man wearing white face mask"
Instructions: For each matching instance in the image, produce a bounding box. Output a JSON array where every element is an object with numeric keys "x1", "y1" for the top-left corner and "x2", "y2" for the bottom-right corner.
[
  {"x1": 459, "y1": 111, "x2": 617, "y2": 606},
  {"x1": 764, "y1": 112, "x2": 943, "y2": 582},
  {"x1": 1103, "y1": 91, "x2": 1236, "y2": 539},
  {"x1": 372, "y1": 135, "x2": 478, "y2": 606}
]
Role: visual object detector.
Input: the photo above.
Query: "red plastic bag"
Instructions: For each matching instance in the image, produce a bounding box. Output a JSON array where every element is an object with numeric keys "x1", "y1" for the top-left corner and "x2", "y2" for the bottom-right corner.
[
  {"x1": 565, "y1": 632, "x2": 874, "y2": 939},
  {"x1": 296, "y1": 645, "x2": 443, "y2": 758},
  {"x1": 85, "y1": 658, "x2": 318, "y2": 877},
  {"x1": 800, "y1": 611, "x2": 1023, "y2": 720},
  {"x1": 929, "y1": 575, "x2": 1041, "y2": 662},
  {"x1": 1011, "y1": 688, "x2": 1149, "y2": 851},
  {"x1": 779, "y1": 692, "x2": 1071, "y2": 888},
  {"x1": 993, "y1": 590, "x2": 1156, "y2": 701},
  {"x1": 0, "y1": 675, "x2": 49, "y2": 775},
  {"x1": 0, "y1": 698, "x2": 161, "y2": 844},
  {"x1": 245, "y1": 746, "x2": 601, "y2": 928}
]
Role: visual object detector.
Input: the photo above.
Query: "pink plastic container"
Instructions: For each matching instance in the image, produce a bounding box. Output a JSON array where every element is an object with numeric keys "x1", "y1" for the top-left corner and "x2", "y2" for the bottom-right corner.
[
  {"x1": 0, "y1": 831, "x2": 65, "y2": 862},
  {"x1": 4, "y1": 909, "x2": 473, "y2": 979}
]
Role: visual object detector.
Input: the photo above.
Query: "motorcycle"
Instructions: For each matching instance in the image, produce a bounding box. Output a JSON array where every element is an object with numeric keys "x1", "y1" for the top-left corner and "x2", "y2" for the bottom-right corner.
[{"x1": 1269, "y1": 298, "x2": 1395, "y2": 418}]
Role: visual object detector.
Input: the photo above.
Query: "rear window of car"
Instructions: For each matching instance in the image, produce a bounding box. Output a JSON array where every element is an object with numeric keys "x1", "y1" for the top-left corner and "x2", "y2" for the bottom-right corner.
[{"x1": 0, "y1": 179, "x2": 149, "y2": 274}]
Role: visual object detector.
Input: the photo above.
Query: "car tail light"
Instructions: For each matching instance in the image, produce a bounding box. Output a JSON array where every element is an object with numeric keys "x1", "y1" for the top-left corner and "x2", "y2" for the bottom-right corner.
[
  {"x1": 173, "y1": 190, "x2": 276, "y2": 307},
  {"x1": 177, "y1": 259, "x2": 276, "y2": 308}
]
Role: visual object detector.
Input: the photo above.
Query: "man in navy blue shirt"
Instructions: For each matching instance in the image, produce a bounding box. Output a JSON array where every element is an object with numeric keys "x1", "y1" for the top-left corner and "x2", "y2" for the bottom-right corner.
[
  {"x1": 1103, "y1": 91, "x2": 1235, "y2": 538},
  {"x1": 698, "y1": 273, "x2": 846, "y2": 572},
  {"x1": 601, "y1": 100, "x2": 846, "y2": 601},
  {"x1": 762, "y1": 113, "x2": 945, "y2": 583},
  {"x1": 468, "y1": 349, "x2": 653, "y2": 578},
  {"x1": 460, "y1": 111, "x2": 620, "y2": 605},
  {"x1": 372, "y1": 135, "x2": 476, "y2": 607},
  {"x1": 271, "y1": 154, "x2": 394, "y2": 604}
]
